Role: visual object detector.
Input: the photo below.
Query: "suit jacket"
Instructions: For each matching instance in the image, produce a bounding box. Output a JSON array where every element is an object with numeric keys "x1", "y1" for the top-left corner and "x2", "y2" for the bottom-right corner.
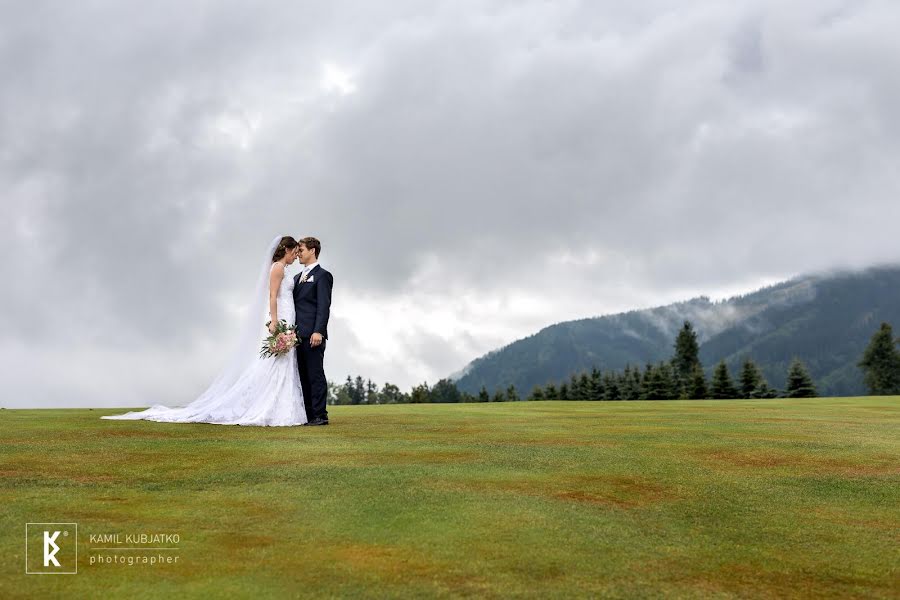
[{"x1": 293, "y1": 264, "x2": 333, "y2": 339}]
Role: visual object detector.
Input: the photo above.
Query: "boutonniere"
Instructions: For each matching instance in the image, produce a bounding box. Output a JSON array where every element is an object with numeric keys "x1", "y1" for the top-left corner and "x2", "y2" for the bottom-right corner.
[{"x1": 306, "y1": 275, "x2": 315, "y2": 282}]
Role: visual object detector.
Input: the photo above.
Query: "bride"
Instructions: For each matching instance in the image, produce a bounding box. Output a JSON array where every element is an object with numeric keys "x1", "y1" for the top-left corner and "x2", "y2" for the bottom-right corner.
[{"x1": 103, "y1": 236, "x2": 308, "y2": 426}]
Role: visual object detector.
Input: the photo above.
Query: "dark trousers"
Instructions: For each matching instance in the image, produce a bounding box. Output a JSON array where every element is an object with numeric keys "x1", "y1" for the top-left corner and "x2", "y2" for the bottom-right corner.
[{"x1": 297, "y1": 338, "x2": 328, "y2": 421}]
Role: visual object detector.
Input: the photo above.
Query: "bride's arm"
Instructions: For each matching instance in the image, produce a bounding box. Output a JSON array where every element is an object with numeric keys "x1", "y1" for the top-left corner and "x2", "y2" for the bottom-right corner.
[{"x1": 268, "y1": 263, "x2": 285, "y2": 333}]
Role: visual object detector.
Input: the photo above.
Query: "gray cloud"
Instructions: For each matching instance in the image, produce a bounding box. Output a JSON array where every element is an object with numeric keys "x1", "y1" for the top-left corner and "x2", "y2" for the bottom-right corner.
[{"x1": 2, "y1": 0, "x2": 899, "y2": 407}]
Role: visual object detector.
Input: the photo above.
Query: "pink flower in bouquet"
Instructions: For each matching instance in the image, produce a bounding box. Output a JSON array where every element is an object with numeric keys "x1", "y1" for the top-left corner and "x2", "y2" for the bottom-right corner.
[{"x1": 260, "y1": 320, "x2": 299, "y2": 358}]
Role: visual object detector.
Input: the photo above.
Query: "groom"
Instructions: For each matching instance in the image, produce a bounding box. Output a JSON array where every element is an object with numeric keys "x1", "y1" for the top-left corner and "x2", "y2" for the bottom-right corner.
[{"x1": 293, "y1": 236, "x2": 333, "y2": 426}]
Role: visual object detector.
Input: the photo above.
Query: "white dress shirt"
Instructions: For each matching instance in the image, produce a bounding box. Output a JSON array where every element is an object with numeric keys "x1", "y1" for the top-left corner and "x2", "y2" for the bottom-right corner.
[{"x1": 300, "y1": 261, "x2": 319, "y2": 280}]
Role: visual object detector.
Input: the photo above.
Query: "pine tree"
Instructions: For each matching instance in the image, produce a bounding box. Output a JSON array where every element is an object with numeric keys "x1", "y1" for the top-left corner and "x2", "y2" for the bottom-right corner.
[
  {"x1": 710, "y1": 361, "x2": 738, "y2": 399},
  {"x1": 354, "y1": 376, "x2": 366, "y2": 404},
  {"x1": 658, "y1": 362, "x2": 677, "y2": 399},
  {"x1": 687, "y1": 365, "x2": 708, "y2": 399},
  {"x1": 739, "y1": 359, "x2": 762, "y2": 398},
  {"x1": 642, "y1": 364, "x2": 667, "y2": 400},
  {"x1": 491, "y1": 390, "x2": 505, "y2": 402},
  {"x1": 750, "y1": 381, "x2": 778, "y2": 399},
  {"x1": 530, "y1": 386, "x2": 545, "y2": 401},
  {"x1": 638, "y1": 364, "x2": 650, "y2": 400},
  {"x1": 559, "y1": 383, "x2": 569, "y2": 401},
  {"x1": 590, "y1": 368, "x2": 604, "y2": 400},
  {"x1": 478, "y1": 386, "x2": 490, "y2": 403},
  {"x1": 543, "y1": 383, "x2": 558, "y2": 400},
  {"x1": 858, "y1": 322, "x2": 900, "y2": 395},
  {"x1": 617, "y1": 367, "x2": 632, "y2": 400},
  {"x1": 602, "y1": 373, "x2": 619, "y2": 400},
  {"x1": 506, "y1": 385, "x2": 520, "y2": 402},
  {"x1": 785, "y1": 359, "x2": 817, "y2": 398},
  {"x1": 627, "y1": 367, "x2": 642, "y2": 401},
  {"x1": 578, "y1": 373, "x2": 591, "y2": 401},
  {"x1": 568, "y1": 374, "x2": 581, "y2": 400},
  {"x1": 672, "y1": 321, "x2": 702, "y2": 392}
]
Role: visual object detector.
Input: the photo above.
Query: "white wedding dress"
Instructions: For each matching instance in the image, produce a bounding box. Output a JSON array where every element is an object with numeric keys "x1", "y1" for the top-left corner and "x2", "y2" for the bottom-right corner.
[{"x1": 103, "y1": 254, "x2": 307, "y2": 427}]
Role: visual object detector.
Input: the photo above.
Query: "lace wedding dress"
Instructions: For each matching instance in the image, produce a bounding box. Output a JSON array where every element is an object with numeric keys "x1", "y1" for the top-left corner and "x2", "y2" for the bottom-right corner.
[{"x1": 103, "y1": 240, "x2": 307, "y2": 427}]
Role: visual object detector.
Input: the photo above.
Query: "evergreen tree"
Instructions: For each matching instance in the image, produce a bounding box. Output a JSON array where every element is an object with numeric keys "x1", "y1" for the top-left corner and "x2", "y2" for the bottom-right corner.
[
  {"x1": 639, "y1": 364, "x2": 651, "y2": 400},
  {"x1": 491, "y1": 390, "x2": 505, "y2": 402},
  {"x1": 345, "y1": 375, "x2": 359, "y2": 404},
  {"x1": 530, "y1": 386, "x2": 545, "y2": 401},
  {"x1": 618, "y1": 369, "x2": 628, "y2": 400},
  {"x1": 687, "y1": 365, "x2": 708, "y2": 399},
  {"x1": 477, "y1": 386, "x2": 490, "y2": 403},
  {"x1": 785, "y1": 359, "x2": 817, "y2": 398},
  {"x1": 739, "y1": 359, "x2": 762, "y2": 398},
  {"x1": 626, "y1": 366, "x2": 642, "y2": 401},
  {"x1": 672, "y1": 321, "x2": 702, "y2": 392},
  {"x1": 460, "y1": 392, "x2": 476, "y2": 403},
  {"x1": 568, "y1": 374, "x2": 581, "y2": 399},
  {"x1": 710, "y1": 361, "x2": 738, "y2": 399},
  {"x1": 544, "y1": 383, "x2": 559, "y2": 400},
  {"x1": 578, "y1": 373, "x2": 591, "y2": 400},
  {"x1": 506, "y1": 385, "x2": 520, "y2": 402},
  {"x1": 590, "y1": 368, "x2": 605, "y2": 400},
  {"x1": 642, "y1": 364, "x2": 667, "y2": 400},
  {"x1": 658, "y1": 362, "x2": 677, "y2": 399},
  {"x1": 858, "y1": 322, "x2": 900, "y2": 395},
  {"x1": 750, "y1": 381, "x2": 778, "y2": 399},
  {"x1": 616, "y1": 367, "x2": 631, "y2": 400},
  {"x1": 559, "y1": 383, "x2": 569, "y2": 401},
  {"x1": 602, "y1": 373, "x2": 619, "y2": 401},
  {"x1": 354, "y1": 376, "x2": 366, "y2": 405}
]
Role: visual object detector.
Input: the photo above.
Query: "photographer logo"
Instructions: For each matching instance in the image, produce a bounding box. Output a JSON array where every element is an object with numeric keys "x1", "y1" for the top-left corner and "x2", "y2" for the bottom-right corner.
[{"x1": 25, "y1": 523, "x2": 78, "y2": 574}]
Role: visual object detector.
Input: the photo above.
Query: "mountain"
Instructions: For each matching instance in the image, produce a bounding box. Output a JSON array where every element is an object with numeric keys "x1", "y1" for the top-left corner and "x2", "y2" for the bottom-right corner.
[{"x1": 453, "y1": 266, "x2": 900, "y2": 397}]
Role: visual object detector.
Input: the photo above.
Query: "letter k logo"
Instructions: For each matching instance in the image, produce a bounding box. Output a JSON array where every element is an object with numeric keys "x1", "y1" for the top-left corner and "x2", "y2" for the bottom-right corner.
[{"x1": 44, "y1": 531, "x2": 61, "y2": 567}]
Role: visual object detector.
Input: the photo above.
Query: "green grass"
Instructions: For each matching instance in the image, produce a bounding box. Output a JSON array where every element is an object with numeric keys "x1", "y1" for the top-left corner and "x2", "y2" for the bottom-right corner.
[{"x1": 1, "y1": 398, "x2": 898, "y2": 599}]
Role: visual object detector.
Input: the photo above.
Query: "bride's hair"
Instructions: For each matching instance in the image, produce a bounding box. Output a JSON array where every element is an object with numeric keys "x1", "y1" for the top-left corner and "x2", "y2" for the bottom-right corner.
[{"x1": 272, "y1": 236, "x2": 299, "y2": 262}]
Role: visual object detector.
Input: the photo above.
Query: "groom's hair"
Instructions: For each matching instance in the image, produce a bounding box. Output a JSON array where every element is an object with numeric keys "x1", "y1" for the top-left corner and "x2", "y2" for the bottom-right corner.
[{"x1": 300, "y1": 237, "x2": 321, "y2": 258}]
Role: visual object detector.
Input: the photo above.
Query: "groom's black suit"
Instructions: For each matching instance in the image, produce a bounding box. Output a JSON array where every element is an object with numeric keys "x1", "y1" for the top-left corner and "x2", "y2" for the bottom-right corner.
[{"x1": 293, "y1": 264, "x2": 333, "y2": 422}]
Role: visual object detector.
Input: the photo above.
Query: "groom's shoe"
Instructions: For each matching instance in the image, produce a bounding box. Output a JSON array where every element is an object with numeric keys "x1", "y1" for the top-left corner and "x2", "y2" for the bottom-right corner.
[{"x1": 306, "y1": 417, "x2": 329, "y2": 426}]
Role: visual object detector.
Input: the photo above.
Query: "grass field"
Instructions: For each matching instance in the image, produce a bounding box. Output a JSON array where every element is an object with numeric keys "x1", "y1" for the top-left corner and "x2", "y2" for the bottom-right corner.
[{"x1": 1, "y1": 398, "x2": 898, "y2": 599}]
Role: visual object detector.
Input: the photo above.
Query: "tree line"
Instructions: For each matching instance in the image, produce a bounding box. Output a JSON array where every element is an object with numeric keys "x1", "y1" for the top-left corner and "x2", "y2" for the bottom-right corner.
[
  {"x1": 327, "y1": 321, "x2": 900, "y2": 405},
  {"x1": 327, "y1": 375, "x2": 508, "y2": 405},
  {"x1": 530, "y1": 321, "x2": 814, "y2": 401}
]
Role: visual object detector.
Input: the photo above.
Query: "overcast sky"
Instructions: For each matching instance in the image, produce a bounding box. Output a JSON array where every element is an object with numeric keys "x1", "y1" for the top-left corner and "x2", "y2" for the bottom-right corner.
[{"x1": 2, "y1": 0, "x2": 899, "y2": 408}]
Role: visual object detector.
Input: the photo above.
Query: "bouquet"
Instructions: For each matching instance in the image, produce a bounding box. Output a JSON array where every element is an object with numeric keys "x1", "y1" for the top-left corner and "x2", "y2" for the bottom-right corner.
[{"x1": 260, "y1": 320, "x2": 298, "y2": 358}]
